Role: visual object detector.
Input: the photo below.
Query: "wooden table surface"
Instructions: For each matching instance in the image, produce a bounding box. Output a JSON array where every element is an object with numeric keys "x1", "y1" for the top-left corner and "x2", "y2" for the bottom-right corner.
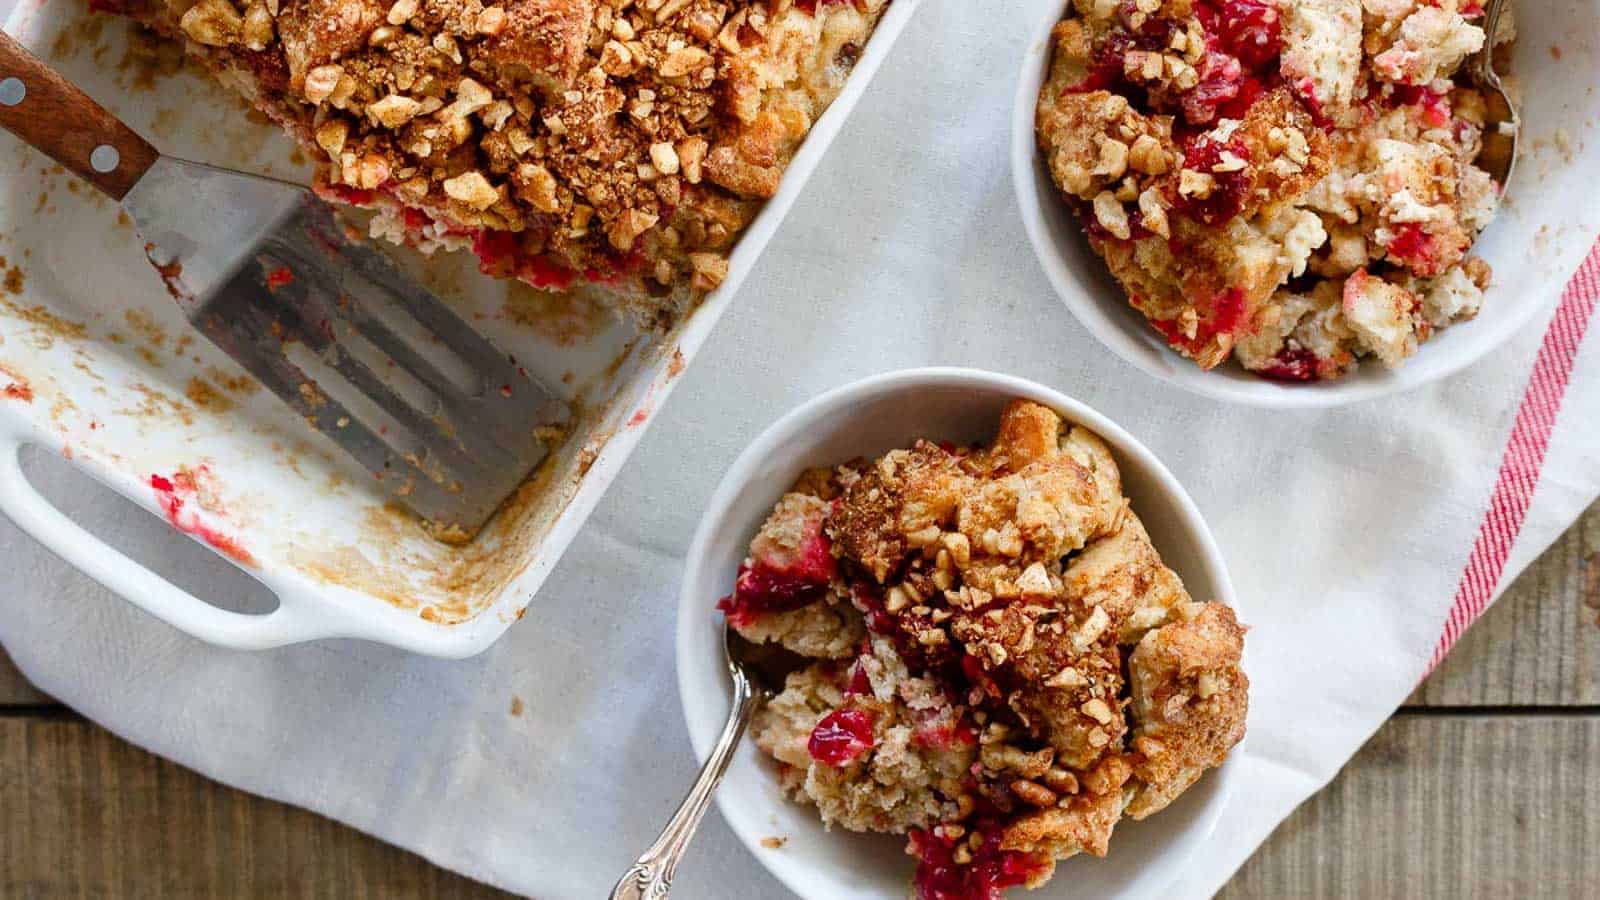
[{"x1": 2, "y1": 501, "x2": 1596, "y2": 898}]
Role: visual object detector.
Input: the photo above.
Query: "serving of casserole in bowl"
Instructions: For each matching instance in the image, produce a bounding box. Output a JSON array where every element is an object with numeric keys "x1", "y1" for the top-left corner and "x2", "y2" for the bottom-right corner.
[
  {"x1": 678, "y1": 368, "x2": 1246, "y2": 899},
  {"x1": 1014, "y1": 0, "x2": 1600, "y2": 407}
]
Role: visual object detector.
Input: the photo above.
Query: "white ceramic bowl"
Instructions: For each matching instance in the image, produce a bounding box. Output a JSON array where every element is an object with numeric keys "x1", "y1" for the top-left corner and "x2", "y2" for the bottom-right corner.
[
  {"x1": 676, "y1": 368, "x2": 1243, "y2": 899},
  {"x1": 1011, "y1": 0, "x2": 1600, "y2": 408}
]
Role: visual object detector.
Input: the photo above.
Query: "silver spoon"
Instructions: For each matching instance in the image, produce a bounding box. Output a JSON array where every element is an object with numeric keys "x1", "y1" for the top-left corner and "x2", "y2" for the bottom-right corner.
[
  {"x1": 1468, "y1": 0, "x2": 1520, "y2": 189},
  {"x1": 610, "y1": 628, "x2": 802, "y2": 900}
]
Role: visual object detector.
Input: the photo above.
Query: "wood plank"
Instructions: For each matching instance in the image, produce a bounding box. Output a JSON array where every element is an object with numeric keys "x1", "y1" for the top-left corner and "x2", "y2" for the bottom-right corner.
[
  {"x1": 0, "y1": 718, "x2": 514, "y2": 898},
  {"x1": 0, "y1": 646, "x2": 52, "y2": 706},
  {"x1": 1411, "y1": 498, "x2": 1600, "y2": 707},
  {"x1": 1219, "y1": 714, "x2": 1600, "y2": 897}
]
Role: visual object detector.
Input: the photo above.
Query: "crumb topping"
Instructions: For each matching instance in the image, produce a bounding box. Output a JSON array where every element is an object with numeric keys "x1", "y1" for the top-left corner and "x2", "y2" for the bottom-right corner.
[{"x1": 120, "y1": 0, "x2": 888, "y2": 327}]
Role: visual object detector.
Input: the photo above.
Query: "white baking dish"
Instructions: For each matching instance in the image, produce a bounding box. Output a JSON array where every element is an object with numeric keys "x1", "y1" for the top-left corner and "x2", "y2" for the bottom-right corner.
[{"x1": 0, "y1": 0, "x2": 922, "y2": 657}]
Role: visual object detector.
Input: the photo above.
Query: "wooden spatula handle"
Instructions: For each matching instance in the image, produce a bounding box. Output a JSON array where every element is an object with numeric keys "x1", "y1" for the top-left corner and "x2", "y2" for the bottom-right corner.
[{"x1": 0, "y1": 30, "x2": 160, "y2": 200}]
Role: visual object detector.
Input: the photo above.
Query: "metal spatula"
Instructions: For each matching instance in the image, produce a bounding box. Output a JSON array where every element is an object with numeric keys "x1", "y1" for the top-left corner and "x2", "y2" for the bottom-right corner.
[{"x1": 0, "y1": 31, "x2": 566, "y2": 540}]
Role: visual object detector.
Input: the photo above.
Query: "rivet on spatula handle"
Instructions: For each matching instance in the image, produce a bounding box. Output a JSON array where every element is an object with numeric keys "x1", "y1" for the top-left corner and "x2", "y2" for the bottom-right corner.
[{"x1": 0, "y1": 29, "x2": 160, "y2": 200}]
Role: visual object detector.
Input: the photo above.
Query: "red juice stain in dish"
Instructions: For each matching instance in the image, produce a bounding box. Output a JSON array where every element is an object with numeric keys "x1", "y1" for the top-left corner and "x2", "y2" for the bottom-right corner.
[
  {"x1": 264, "y1": 266, "x2": 295, "y2": 292},
  {"x1": 148, "y1": 472, "x2": 256, "y2": 567},
  {"x1": 1, "y1": 365, "x2": 32, "y2": 403},
  {"x1": 807, "y1": 708, "x2": 875, "y2": 766}
]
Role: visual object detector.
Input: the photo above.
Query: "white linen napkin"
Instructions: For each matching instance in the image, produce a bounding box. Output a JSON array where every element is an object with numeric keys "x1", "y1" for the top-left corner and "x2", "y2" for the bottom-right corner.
[{"x1": 3, "y1": 1, "x2": 1598, "y2": 897}]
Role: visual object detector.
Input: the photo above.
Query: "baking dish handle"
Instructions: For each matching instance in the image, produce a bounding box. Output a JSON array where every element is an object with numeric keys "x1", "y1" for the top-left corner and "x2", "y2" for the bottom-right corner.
[{"x1": 0, "y1": 438, "x2": 340, "y2": 649}]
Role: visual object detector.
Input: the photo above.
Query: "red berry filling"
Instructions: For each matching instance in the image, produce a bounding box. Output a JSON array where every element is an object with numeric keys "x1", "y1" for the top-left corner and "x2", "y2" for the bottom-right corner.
[
  {"x1": 1396, "y1": 84, "x2": 1453, "y2": 128},
  {"x1": 1207, "y1": 0, "x2": 1283, "y2": 71},
  {"x1": 1171, "y1": 137, "x2": 1252, "y2": 224},
  {"x1": 717, "y1": 525, "x2": 836, "y2": 627},
  {"x1": 844, "y1": 660, "x2": 873, "y2": 696},
  {"x1": 1173, "y1": 0, "x2": 1280, "y2": 124},
  {"x1": 795, "y1": 0, "x2": 859, "y2": 13},
  {"x1": 471, "y1": 230, "x2": 577, "y2": 290},
  {"x1": 1255, "y1": 346, "x2": 1322, "y2": 382},
  {"x1": 807, "y1": 709, "x2": 876, "y2": 766},
  {"x1": 1070, "y1": 32, "x2": 1138, "y2": 94},
  {"x1": 319, "y1": 184, "x2": 377, "y2": 206},
  {"x1": 472, "y1": 230, "x2": 520, "y2": 275},
  {"x1": 908, "y1": 825, "x2": 1051, "y2": 900},
  {"x1": 1147, "y1": 287, "x2": 1250, "y2": 355},
  {"x1": 910, "y1": 704, "x2": 980, "y2": 752},
  {"x1": 1383, "y1": 222, "x2": 1436, "y2": 272}
]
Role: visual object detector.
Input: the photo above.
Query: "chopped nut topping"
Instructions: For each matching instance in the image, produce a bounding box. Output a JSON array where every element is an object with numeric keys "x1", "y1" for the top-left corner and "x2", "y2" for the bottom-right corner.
[
  {"x1": 314, "y1": 120, "x2": 348, "y2": 158},
  {"x1": 1016, "y1": 562, "x2": 1054, "y2": 596},
  {"x1": 1211, "y1": 151, "x2": 1249, "y2": 173},
  {"x1": 1093, "y1": 191, "x2": 1131, "y2": 241},
  {"x1": 608, "y1": 208, "x2": 660, "y2": 251},
  {"x1": 385, "y1": 0, "x2": 416, "y2": 25},
  {"x1": 1011, "y1": 779, "x2": 1059, "y2": 808},
  {"x1": 475, "y1": 6, "x2": 506, "y2": 35},
  {"x1": 179, "y1": 0, "x2": 242, "y2": 47},
  {"x1": 443, "y1": 171, "x2": 499, "y2": 210},
  {"x1": 240, "y1": 2, "x2": 273, "y2": 50},
  {"x1": 517, "y1": 163, "x2": 561, "y2": 213},
  {"x1": 1178, "y1": 168, "x2": 1216, "y2": 199},
  {"x1": 368, "y1": 94, "x2": 422, "y2": 129},
  {"x1": 688, "y1": 252, "x2": 729, "y2": 292},
  {"x1": 302, "y1": 64, "x2": 343, "y2": 105},
  {"x1": 1137, "y1": 187, "x2": 1169, "y2": 238},
  {"x1": 1081, "y1": 697, "x2": 1114, "y2": 724},
  {"x1": 649, "y1": 141, "x2": 681, "y2": 176},
  {"x1": 659, "y1": 45, "x2": 711, "y2": 78},
  {"x1": 1127, "y1": 134, "x2": 1169, "y2": 175},
  {"x1": 1094, "y1": 138, "x2": 1129, "y2": 180}
]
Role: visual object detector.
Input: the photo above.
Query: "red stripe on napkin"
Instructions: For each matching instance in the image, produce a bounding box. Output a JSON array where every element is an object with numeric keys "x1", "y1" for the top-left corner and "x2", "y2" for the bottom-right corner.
[{"x1": 1429, "y1": 243, "x2": 1600, "y2": 671}]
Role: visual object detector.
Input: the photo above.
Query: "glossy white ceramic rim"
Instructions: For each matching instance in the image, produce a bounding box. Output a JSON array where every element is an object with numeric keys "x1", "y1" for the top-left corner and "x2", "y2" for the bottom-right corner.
[
  {"x1": 1008, "y1": 0, "x2": 1556, "y2": 409},
  {"x1": 675, "y1": 367, "x2": 1243, "y2": 899}
]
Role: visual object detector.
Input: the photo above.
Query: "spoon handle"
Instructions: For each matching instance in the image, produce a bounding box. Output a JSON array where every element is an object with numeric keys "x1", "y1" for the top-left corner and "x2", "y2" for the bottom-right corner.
[{"x1": 610, "y1": 668, "x2": 759, "y2": 900}]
